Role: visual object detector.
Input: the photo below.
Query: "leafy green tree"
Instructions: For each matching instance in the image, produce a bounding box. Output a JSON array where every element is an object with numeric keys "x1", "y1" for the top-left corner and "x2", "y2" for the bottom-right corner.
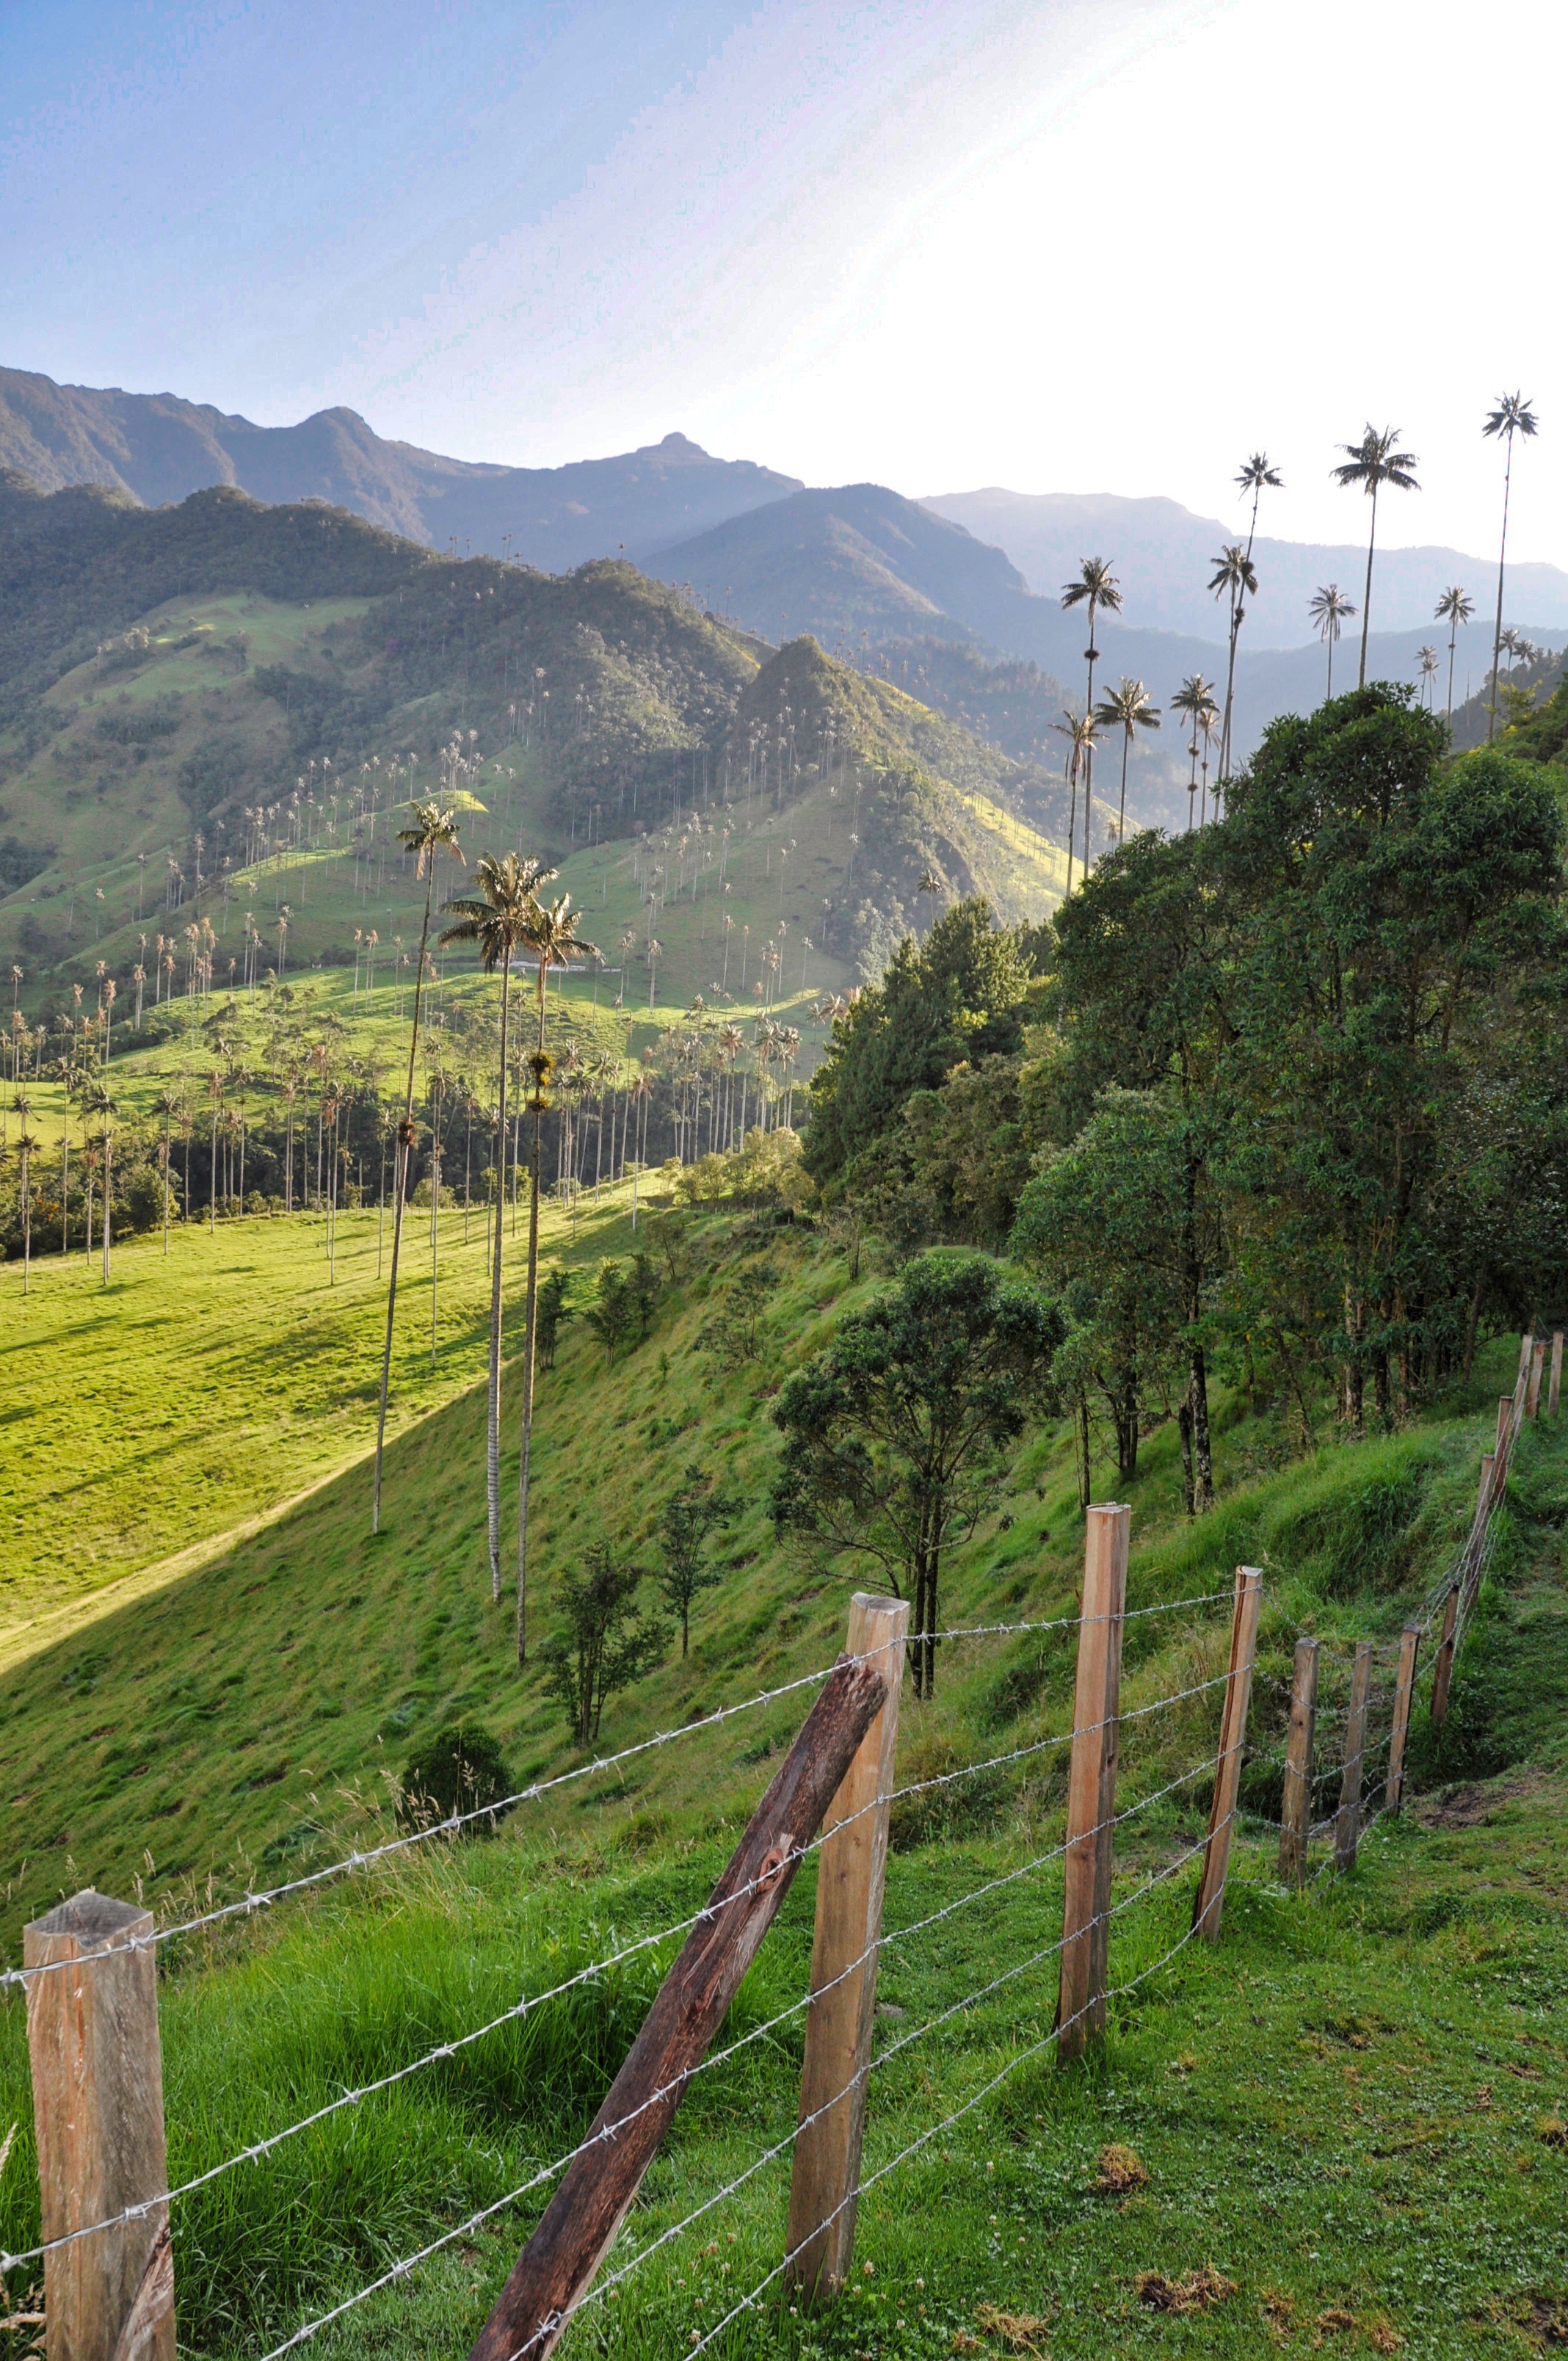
[
  {"x1": 1331, "y1": 426, "x2": 1420, "y2": 687},
  {"x1": 584, "y1": 1260, "x2": 635, "y2": 1363},
  {"x1": 699, "y1": 1261, "x2": 780, "y2": 1367},
  {"x1": 536, "y1": 1266, "x2": 573, "y2": 1371},
  {"x1": 540, "y1": 1544, "x2": 668, "y2": 1746},
  {"x1": 655, "y1": 1463, "x2": 740, "y2": 1655},
  {"x1": 628, "y1": 1248, "x2": 661, "y2": 1341},
  {"x1": 772, "y1": 1252, "x2": 1063, "y2": 1694},
  {"x1": 805, "y1": 899, "x2": 1037, "y2": 1184}
]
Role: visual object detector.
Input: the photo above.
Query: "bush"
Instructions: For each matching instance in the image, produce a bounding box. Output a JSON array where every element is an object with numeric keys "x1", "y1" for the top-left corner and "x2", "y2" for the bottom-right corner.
[{"x1": 396, "y1": 1722, "x2": 513, "y2": 1832}]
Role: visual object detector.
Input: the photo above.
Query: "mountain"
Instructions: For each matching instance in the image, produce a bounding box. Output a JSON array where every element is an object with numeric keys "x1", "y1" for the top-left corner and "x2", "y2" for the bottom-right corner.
[
  {"x1": 0, "y1": 366, "x2": 801, "y2": 564},
  {"x1": 922, "y1": 487, "x2": 1568, "y2": 645}
]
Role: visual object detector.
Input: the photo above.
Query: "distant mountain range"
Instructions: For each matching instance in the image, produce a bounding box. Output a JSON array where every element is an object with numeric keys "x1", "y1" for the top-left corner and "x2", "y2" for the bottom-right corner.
[
  {"x1": 5, "y1": 363, "x2": 1564, "y2": 761},
  {"x1": 0, "y1": 366, "x2": 800, "y2": 565}
]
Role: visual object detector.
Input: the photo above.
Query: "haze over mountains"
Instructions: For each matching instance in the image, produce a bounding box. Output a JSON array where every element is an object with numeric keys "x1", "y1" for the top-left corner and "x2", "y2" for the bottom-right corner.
[{"x1": 5, "y1": 362, "x2": 1565, "y2": 763}]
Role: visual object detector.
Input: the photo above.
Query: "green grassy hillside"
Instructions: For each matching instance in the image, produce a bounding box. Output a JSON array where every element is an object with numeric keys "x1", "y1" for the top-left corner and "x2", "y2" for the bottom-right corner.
[{"x1": 0, "y1": 1261, "x2": 1560, "y2": 2358}]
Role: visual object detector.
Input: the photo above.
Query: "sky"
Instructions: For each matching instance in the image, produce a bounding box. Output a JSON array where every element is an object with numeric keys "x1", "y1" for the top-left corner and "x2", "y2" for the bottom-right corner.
[{"x1": 2, "y1": 0, "x2": 1563, "y2": 562}]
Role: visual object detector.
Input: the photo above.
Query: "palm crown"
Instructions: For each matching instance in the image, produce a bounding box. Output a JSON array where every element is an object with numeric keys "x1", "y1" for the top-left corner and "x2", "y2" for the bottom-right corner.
[
  {"x1": 1434, "y1": 587, "x2": 1473, "y2": 628},
  {"x1": 1483, "y1": 392, "x2": 1538, "y2": 446},
  {"x1": 1332, "y1": 424, "x2": 1419, "y2": 499},
  {"x1": 439, "y1": 853, "x2": 558, "y2": 969},
  {"x1": 1061, "y1": 556, "x2": 1122, "y2": 619}
]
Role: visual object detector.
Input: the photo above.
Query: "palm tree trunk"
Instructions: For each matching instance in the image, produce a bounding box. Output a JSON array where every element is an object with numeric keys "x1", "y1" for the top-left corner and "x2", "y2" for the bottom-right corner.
[
  {"x1": 1117, "y1": 729, "x2": 1130, "y2": 845},
  {"x1": 1064, "y1": 755, "x2": 1077, "y2": 896},
  {"x1": 101, "y1": 1131, "x2": 112, "y2": 1284},
  {"x1": 1446, "y1": 618, "x2": 1458, "y2": 722},
  {"x1": 161, "y1": 1117, "x2": 170, "y2": 1252},
  {"x1": 486, "y1": 954, "x2": 512, "y2": 1600},
  {"x1": 516, "y1": 961, "x2": 547, "y2": 1663},
  {"x1": 1357, "y1": 487, "x2": 1379, "y2": 689},
  {"x1": 372, "y1": 865, "x2": 439, "y2": 1535},
  {"x1": 1488, "y1": 438, "x2": 1513, "y2": 744}
]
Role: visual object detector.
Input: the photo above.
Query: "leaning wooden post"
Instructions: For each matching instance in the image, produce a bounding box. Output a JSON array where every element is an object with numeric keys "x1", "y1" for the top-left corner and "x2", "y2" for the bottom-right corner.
[
  {"x1": 1429, "y1": 1586, "x2": 1460, "y2": 1729},
  {"x1": 786, "y1": 1592, "x2": 909, "y2": 2304},
  {"x1": 1386, "y1": 1625, "x2": 1420, "y2": 1814},
  {"x1": 1057, "y1": 1503, "x2": 1129, "y2": 2064},
  {"x1": 468, "y1": 1651, "x2": 888, "y2": 2361},
  {"x1": 24, "y1": 1891, "x2": 175, "y2": 2361},
  {"x1": 1333, "y1": 1642, "x2": 1374, "y2": 1874},
  {"x1": 1277, "y1": 1636, "x2": 1320, "y2": 1888},
  {"x1": 1528, "y1": 1340, "x2": 1546, "y2": 1419},
  {"x1": 1495, "y1": 1395, "x2": 1513, "y2": 1464},
  {"x1": 1193, "y1": 1566, "x2": 1263, "y2": 1940},
  {"x1": 1549, "y1": 1333, "x2": 1563, "y2": 1417}
]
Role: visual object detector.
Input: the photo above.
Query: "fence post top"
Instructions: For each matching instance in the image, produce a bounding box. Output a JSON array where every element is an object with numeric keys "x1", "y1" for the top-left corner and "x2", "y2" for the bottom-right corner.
[
  {"x1": 1235, "y1": 1564, "x2": 1263, "y2": 1587},
  {"x1": 1086, "y1": 1501, "x2": 1129, "y2": 1521},
  {"x1": 848, "y1": 1592, "x2": 908, "y2": 1624},
  {"x1": 25, "y1": 1890, "x2": 151, "y2": 1951}
]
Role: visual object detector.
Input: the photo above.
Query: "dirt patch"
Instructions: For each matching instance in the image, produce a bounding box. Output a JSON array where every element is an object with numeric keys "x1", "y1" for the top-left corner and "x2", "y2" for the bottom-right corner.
[
  {"x1": 1409, "y1": 1771, "x2": 1547, "y2": 1828},
  {"x1": 1095, "y1": 2142, "x2": 1149, "y2": 2194},
  {"x1": 1136, "y1": 2266, "x2": 1235, "y2": 2315}
]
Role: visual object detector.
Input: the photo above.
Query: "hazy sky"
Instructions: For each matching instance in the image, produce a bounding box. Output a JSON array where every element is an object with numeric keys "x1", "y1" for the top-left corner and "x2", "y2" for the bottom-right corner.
[{"x1": 3, "y1": 0, "x2": 1562, "y2": 561}]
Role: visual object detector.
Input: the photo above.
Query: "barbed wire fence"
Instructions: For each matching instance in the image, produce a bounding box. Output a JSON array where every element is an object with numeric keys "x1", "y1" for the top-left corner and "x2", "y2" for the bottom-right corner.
[{"x1": 4, "y1": 1334, "x2": 1555, "y2": 2361}]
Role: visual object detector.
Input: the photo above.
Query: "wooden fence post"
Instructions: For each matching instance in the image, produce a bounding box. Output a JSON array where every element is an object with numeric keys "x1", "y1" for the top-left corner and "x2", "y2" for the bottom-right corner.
[
  {"x1": 1386, "y1": 1625, "x2": 1420, "y2": 1814},
  {"x1": 1277, "y1": 1636, "x2": 1320, "y2": 1888},
  {"x1": 1495, "y1": 1395, "x2": 1513, "y2": 1462},
  {"x1": 785, "y1": 1593, "x2": 909, "y2": 2304},
  {"x1": 1528, "y1": 1340, "x2": 1546, "y2": 1418},
  {"x1": 1057, "y1": 1503, "x2": 1129, "y2": 2065},
  {"x1": 1333, "y1": 1643, "x2": 1374, "y2": 1874},
  {"x1": 23, "y1": 1890, "x2": 175, "y2": 2361},
  {"x1": 1549, "y1": 1332, "x2": 1563, "y2": 1417},
  {"x1": 1429, "y1": 1586, "x2": 1460, "y2": 1729},
  {"x1": 1193, "y1": 1567, "x2": 1263, "y2": 1940},
  {"x1": 468, "y1": 1651, "x2": 889, "y2": 2361}
]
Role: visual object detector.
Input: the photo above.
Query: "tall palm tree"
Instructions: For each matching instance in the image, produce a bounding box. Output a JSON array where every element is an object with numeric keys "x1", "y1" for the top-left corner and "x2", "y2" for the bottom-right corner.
[
  {"x1": 515, "y1": 891, "x2": 598, "y2": 1664},
  {"x1": 1208, "y1": 545, "x2": 1259, "y2": 777},
  {"x1": 1051, "y1": 711, "x2": 1103, "y2": 891},
  {"x1": 1434, "y1": 585, "x2": 1473, "y2": 722},
  {"x1": 12, "y1": 1095, "x2": 35, "y2": 1295},
  {"x1": 1308, "y1": 584, "x2": 1356, "y2": 699},
  {"x1": 82, "y1": 1081, "x2": 117, "y2": 1284},
  {"x1": 372, "y1": 800, "x2": 465, "y2": 1536},
  {"x1": 153, "y1": 1088, "x2": 179, "y2": 1250},
  {"x1": 1481, "y1": 392, "x2": 1539, "y2": 743},
  {"x1": 1060, "y1": 559, "x2": 1121, "y2": 813},
  {"x1": 1092, "y1": 678, "x2": 1161, "y2": 845},
  {"x1": 1331, "y1": 426, "x2": 1420, "y2": 687},
  {"x1": 1417, "y1": 645, "x2": 1440, "y2": 708},
  {"x1": 1221, "y1": 451, "x2": 1282, "y2": 769},
  {"x1": 1169, "y1": 676, "x2": 1218, "y2": 826},
  {"x1": 440, "y1": 852, "x2": 555, "y2": 1600}
]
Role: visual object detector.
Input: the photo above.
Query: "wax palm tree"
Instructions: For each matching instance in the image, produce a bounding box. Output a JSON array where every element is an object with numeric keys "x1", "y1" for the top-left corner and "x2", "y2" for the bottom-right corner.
[
  {"x1": 440, "y1": 852, "x2": 556, "y2": 1599},
  {"x1": 82, "y1": 1081, "x2": 117, "y2": 1283},
  {"x1": 1169, "y1": 676, "x2": 1218, "y2": 826},
  {"x1": 1417, "y1": 645, "x2": 1440, "y2": 708},
  {"x1": 1051, "y1": 711, "x2": 1103, "y2": 891},
  {"x1": 1092, "y1": 678, "x2": 1161, "y2": 846},
  {"x1": 153, "y1": 1087, "x2": 179, "y2": 1251},
  {"x1": 1208, "y1": 545, "x2": 1260, "y2": 777},
  {"x1": 1481, "y1": 393, "x2": 1539, "y2": 742},
  {"x1": 1331, "y1": 426, "x2": 1420, "y2": 687},
  {"x1": 1061, "y1": 559, "x2": 1120, "y2": 811},
  {"x1": 1307, "y1": 584, "x2": 1355, "y2": 698},
  {"x1": 1434, "y1": 585, "x2": 1473, "y2": 722},
  {"x1": 372, "y1": 800, "x2": 465, "y2": 1534},
  {"x1": 515, "y1": 891, "x2": 598, "y2": 1663},
  {"x1": 15, "y1": 1120, "x2": 38, "y2": 1295}
]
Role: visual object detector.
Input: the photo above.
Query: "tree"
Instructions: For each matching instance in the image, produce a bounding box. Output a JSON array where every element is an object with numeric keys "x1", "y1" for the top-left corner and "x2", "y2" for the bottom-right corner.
[
  {"x1": 12, "y1": 1103, "x2": 37, "y2": 1296},
  {"x1": 540, "y1": 1544, "x2": 667, "y2": 1747},
  {"x1": 440, "y1": 851, "x2": 555, "y2": 1600},
  {"x1": 1208, "y1": 542, "x2": 1259, "y2": 780},
  {"x1": 515, "y1": 891, "x2": 597, "y2": 1661},
  {"x1": 372, "y1": 797, "x2": 464, "y2": 1536},
  {"x1": 82, "y1": 1081, "x2": 117, "y2": 1284},
  {"x1": 1051, "y1": 709, "x2": 1103, "y2": 886},
  {"x1": 1060, "y1": 558, "x2": 1120, "y2": 825},
  {"x1": 1168, "y1": 677, "x2": 1218, "y2": 826},
  {"x1": 1331, "y1": 425, "x2": 1420, "y2": 687},
  {"x1": 584, "y1": 1259, "x2": 636, "y2": 1363},
  {"x1": 1418, "y1": 645, "x2": 1440, "y2": 708},
  {"x1": 1224, "y1": 452, "x2": 1282, "y2": 773},
  {"x1": 1482, "y1": 392, "x2": 1539, "y2": 743},
  {"x1": 1092, "y1": 679, "x2": 1161, "y2": 846},
  {"x1": 771, "y1": 1252, "x2": 1063, "y2": 1695},
  {"x1": 537, "y1": 1266, "x2": 573, "y2": 1371},
  {"x1": 1434, "y1": 587, "x2": 1473, "y2": 722},
  {"x1": 655, "y1": 1463, "x2": 740, "y2": 1655},
  {"x1": 1308, "y1": 585, "x2": 1356, "y2": 700},
  {"x1": 699, "y1": 1261, "x2": 780, "y2": 1366}
]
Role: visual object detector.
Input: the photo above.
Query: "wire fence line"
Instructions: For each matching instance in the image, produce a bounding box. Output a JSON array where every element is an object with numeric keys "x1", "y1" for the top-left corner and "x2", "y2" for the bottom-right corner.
[
  {"x1": 1, "y1": 1658, "x2": 1235, "y2": 2278},
  {"x1": 1, "y1": 1591, "x2": 1238, "y2": 1999}
]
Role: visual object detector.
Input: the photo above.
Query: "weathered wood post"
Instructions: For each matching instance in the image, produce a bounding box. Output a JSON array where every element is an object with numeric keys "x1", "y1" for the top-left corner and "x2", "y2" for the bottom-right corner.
[
  {"x1": 1277, "y1": 1636, "x2": 1320, "y2": 1888},
  {"x1": 1193, "y1": 1566, "x2": 1263, "y2": 1940},
  {"x1": 1057, "y1": 1503, "x2": 1129, "y2": 2064},
  {"x1": 1549, "y1": 1332, "x2": 1563, "y2": 1417},
  {"x1": 23, "y1": 1891, "x2": 174, "y2": 2361},
  {"x1": 468, "y1": 1651, "x2": 888, "y2": 2361},
  {"x1": 1333, "y1": 1643, "x2": 1374, "y2": 1874},
  {"x1": 1386, "y1": 1625, "x2": 1420, "y2": 1814},
  {"x1": 786, "y1": 1592, "x2": 909, "y2": 2304},
  {"x1": 1429, "y1": 1586, "x2": 1460, "y2": 1729},
  {"x1": 1528, "y1": 1340, "x2": 1546, "y2": 1419},
  {"x1": 1495, "y1": 1395, "x2": 1514, "y2": 1462}
]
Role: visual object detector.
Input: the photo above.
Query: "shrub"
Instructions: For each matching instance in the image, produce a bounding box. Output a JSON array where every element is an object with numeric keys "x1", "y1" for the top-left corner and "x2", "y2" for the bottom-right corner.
[{"x1": 396, "y1": 1722, "x2": 513, "y2": 1832}]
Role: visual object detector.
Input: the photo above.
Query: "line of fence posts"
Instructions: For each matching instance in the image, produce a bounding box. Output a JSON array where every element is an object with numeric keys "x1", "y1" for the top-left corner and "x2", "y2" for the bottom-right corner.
[{"x1": 26, "y1": 1354, "x2": 1558, "y2": 2360}]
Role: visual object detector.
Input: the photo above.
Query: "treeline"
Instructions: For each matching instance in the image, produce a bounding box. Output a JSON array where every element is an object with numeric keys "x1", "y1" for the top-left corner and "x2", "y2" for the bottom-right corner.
[{"x1": 807, "y1": 687, "x2": 1567, "y2": 1504}]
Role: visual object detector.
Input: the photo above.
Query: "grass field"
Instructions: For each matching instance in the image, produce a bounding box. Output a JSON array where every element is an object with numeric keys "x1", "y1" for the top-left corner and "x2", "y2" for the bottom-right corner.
[{"x1": 0, "y1": 1367, "x2": 1561, "y2": 2360}]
